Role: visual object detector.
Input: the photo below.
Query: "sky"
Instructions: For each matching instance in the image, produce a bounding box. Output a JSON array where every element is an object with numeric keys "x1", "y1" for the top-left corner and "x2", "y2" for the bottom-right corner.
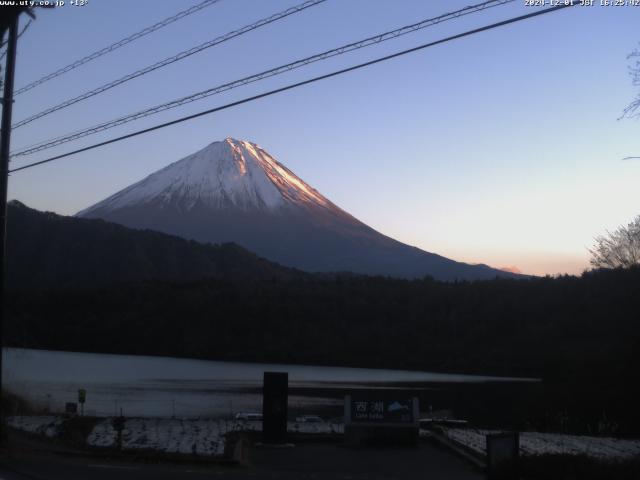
[{"x1": 5, "y1": 0, "x2": 639, "y2": 276}]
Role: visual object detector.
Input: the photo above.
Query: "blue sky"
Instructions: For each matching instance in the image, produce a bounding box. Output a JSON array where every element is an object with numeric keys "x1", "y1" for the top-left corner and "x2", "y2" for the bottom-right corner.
[{"x1": 6, "y1": 0, "x2": 639, "y2": 275}]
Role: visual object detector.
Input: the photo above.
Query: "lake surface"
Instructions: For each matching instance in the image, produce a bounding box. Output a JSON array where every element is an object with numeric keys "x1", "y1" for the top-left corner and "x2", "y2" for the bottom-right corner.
[{"x1": 2, "y1": 348, "x2": 536, "y2": 418}]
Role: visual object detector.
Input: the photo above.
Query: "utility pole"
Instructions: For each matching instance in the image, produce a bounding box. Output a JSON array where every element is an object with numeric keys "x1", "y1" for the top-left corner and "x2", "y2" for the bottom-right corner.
[{"x1": 0, "y1": 10, "x2": 20, "y2": 439}]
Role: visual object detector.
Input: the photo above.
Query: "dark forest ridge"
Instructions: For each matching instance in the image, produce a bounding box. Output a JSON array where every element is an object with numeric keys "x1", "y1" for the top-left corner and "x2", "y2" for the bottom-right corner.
[{"x1": 6, "y1": 200, "x2": 300, "y2": 290}]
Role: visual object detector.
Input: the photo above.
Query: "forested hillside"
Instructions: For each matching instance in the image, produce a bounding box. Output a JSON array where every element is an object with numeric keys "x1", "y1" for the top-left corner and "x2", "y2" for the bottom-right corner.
[{"x1": 6, "y1": 201, "x2": 299, "y2": 289}]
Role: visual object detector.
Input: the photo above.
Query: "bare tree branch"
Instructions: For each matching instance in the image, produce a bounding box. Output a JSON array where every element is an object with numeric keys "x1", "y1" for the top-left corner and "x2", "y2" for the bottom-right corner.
[
  {"x1": 589, "y1": 215, "x2": 640, "y2": 269},
  {"x1": 621, "y1": 45, "x2": 640, "y2": 119}
]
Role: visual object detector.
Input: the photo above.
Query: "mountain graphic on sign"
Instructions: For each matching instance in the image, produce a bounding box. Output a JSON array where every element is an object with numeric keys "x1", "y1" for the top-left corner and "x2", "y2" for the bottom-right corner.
[{"x1": 387, "y1": 401, "x2": 410, "y2": 412}]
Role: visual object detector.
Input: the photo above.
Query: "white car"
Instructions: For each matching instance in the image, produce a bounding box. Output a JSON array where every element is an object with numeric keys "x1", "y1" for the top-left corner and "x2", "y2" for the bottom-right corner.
[
  {"x1": 295, "y1": 415, "x2": 324, "y2": 423},
  {"x1": 235, "y1": 412, "x2": 263, "y2": 421}
]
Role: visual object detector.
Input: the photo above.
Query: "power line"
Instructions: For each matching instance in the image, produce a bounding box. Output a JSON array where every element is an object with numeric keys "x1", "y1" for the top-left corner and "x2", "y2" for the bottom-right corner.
[
  {"x1": 13, "y1": 0, "x2": 223, "y2": 96},
  {"x1": 9, "y1": 3, "x2": 576, "y2": 174},
  {"x1": 12, "y1": 0, "x2": 327, "y2": 129},
  {"x1": 11, "y1": 0, "x2": 514, "y2": 158}
]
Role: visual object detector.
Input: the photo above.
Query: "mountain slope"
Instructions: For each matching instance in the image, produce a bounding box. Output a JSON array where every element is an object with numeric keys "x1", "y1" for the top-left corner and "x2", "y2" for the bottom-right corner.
[
  {"x1": 78, "y1": 138, "x2": 519, "y2": 281},
  {"x1": 6, "y1": 201, "x2": 298, "y2": 290}
]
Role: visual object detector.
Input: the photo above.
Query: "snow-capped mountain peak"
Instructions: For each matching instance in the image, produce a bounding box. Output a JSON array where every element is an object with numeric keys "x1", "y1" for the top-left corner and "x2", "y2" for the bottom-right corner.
[{"x1": 78, "y1": 138, "x2": 330, "y2": 215}]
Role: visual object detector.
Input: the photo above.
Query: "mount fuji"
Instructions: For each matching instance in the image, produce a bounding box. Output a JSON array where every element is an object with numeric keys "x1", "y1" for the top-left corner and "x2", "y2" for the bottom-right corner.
[{"x1": 78, "y1": 138, "x2": 517, "y2": 280}]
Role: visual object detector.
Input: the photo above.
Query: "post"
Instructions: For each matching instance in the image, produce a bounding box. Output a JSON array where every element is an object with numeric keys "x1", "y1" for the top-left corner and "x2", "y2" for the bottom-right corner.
[
  {"x1": 78, "y1": 388, "x2": 86, "y2": 416},
  {"x1": 0, "y1": 13, "x2": 20, "y2": 438},
  {"x1": 262, "y1": 372, "x2": 288, "y2": 444},
  {"x1": 486, "y1": 431, "x2": 520, "y2": 480}
]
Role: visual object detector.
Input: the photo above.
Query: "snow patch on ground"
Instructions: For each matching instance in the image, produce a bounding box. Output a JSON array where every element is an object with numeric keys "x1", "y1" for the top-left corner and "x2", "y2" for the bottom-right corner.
[
  {"x1": 86, "y1": 418, "x2": 117, "y2": 447},
  {"x1": 6, "y1": 415, "x2": 64, "y2": 438},
  {"x1": 86, "y1": 417, "x2": 344, "y2": 457},
  {"x1": 87, "y1": 418, "x2": 231, "y2": 456},
  {"x1": 442, "y1": 427, "x2": 640, "y2": 461}
]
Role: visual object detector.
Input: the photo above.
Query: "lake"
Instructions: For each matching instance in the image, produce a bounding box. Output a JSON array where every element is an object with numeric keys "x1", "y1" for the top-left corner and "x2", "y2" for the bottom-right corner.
[{"x1": 2, "y1": 348, "x2": 537, "y2": 418}]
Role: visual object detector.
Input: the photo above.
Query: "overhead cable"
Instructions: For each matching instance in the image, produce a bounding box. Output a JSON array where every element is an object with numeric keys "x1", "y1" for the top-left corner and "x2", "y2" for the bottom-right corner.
[
  {"x1": 12, "y1": 0, "x2": 327, "y2": 129},
  {"x1": 11, "y1": 0, "x2": 513, "y2": 157},
  {"x1": 14, "y1": 0, "x2": 224, "y2": 96},
  {"x1": 9, "y1": 3, "x2": 577, "y2": 174}
]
